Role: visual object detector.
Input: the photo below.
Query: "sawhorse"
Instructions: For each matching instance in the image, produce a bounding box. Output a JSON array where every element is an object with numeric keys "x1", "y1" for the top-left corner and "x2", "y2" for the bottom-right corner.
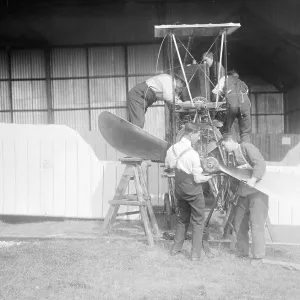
[{"x1": 99, "y1": 157, "x2": 161, "y2": 247}]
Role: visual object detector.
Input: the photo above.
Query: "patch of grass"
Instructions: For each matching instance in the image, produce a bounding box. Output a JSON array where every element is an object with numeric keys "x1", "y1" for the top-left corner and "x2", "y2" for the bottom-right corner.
[{"x1": 0, "y1": 238, "x2": 300, "y2": 300}]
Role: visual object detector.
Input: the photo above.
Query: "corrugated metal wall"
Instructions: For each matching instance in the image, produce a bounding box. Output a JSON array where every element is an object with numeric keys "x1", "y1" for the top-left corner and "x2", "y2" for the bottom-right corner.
[
  {"x1": 0, "y1": 44, "x2": 168, "y2": 217},
  {"x1": 127, "y1": 44, "x2": 165, "y2": 139},
  {"x1": 0, "y1": 44, "x2": 166, "y2": 138},
  {"x1": 0, "y1": 46, "x2": 286, "y2": 137},
  {"x1": 11, "y1": 50, "x2": 48, "y2": 124},
  {"x1": 250, "y1": 92, "x2": 284, "y2": 134},
  {"x1": 285, "y1": 85, "x2": 300, "y2": 133}
]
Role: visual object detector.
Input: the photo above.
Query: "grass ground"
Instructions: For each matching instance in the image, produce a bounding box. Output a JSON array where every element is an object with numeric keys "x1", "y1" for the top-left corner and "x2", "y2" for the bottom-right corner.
[{"x1": 1, "y1": 226, "x2": 300, "y2": 300}]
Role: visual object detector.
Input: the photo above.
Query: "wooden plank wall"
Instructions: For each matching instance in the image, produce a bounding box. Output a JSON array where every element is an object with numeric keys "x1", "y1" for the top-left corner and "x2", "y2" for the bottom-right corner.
[
  {"x1": 0, "y1": 123, "x2": 168, "y2": 220},
  {"x1": 0, "y1": 124, "x2": 117, "y2": 219},
  {"x1": 0, "y1": 123, "x2": 300, "y2": 225}
]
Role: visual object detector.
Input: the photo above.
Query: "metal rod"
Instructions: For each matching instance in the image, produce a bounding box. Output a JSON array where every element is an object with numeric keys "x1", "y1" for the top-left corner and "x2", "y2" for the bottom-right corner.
[
  {"x1": 204, "y1": 61, "x2": 208, "y2": 101},
  {"x1": 213, "y1": 42, "x2": 218, "y2": 86},
  {"x1": 215, "y1": 31, "x2": 225, "y2": 107},
  {"x1": 171, "y1": 34, "x2": 194, "y2": 105},
  {"x1": 169, "y1": 34, "x2": 176, "y2": 144},
  {"x1": 224, "y1": 30, "x2": 228, "y2": 105}
]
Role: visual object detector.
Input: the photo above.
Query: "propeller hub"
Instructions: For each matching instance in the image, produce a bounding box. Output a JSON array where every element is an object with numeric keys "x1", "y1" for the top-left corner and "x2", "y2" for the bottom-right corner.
[{"x1": 201, "y1": 157, "x2": 220, "y2": 173}]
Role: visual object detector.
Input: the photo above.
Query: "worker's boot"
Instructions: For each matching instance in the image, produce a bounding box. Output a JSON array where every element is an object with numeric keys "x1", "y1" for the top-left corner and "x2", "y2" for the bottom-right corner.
[
  {"x1": 190, "y1": 226, "x2": 204, "y2": 261},
  {"x1": 169, "y1": 223, "x2": 187, "y2": 256}
]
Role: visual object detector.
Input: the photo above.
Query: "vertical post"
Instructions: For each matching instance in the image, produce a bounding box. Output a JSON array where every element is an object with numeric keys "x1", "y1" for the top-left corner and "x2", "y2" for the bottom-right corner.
[
  {"x1": 162, "y1": 37, "x2": 170, "y2": 142},
  {"x1": 215, "y1": 31, "x2": 225, "y2": 107},
  {"x1": 86, "y1": 47, "x2": 92, "y2": 130},
  {"x1": 7, "y1": 48, "x2": 13, "y2": 123},
  {"x1": 255, "y1": 93, "x2": 258, "y2": 133},
  {"x1": 283, "y1": 93, "x2": 288, "y2": 133},
  {"x1": 224, "y1": 30, "x2": 228, "y2": 104},
  {"x1": 45, "y1": 48, "x2": 53, "y2": 124},
  {"x1": 169, "y1": 34, "x2": 176, "y2": 144},
  {"x1": 213, "y1": 42, "x2": 218, "y2": 86},
  {"x1": 124, "y1": 45, "x2": 129, "y2": 121}
]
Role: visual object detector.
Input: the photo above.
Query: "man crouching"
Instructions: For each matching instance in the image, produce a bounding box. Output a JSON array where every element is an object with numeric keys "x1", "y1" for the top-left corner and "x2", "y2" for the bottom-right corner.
[{"x1": 165, "y1": 123, "x2": 212, "y2": 261}]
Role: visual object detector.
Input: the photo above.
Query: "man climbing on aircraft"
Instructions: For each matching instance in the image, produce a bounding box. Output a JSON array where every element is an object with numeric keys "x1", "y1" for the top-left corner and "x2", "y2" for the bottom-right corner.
[
  {"x1": 165, "y1": 122, "x2": 212, "y2": 261},
  {"x1": 220, "y1": 136, "x2": 268, "y2": 266},
  {"x1": 127, "y1": 73, "x2": 184, "y2": 129},
  {"x1": 202, "y1": 51, "x2": 225, "y2": 87},
  {"x1": 213, "y1": 70, "x2": 252, "y2": 142}
]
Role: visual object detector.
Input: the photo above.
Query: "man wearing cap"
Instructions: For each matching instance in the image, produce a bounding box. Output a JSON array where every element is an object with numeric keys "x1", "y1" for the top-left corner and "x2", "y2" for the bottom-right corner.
[
  {"x1": 127, "y1": 73, "x2": 184, "y2": 129},
  {"x1": 220, "y1": 136, "x2": 268, "y2": 266},
  {"x1": 165, "y1": 122, "x2": 212, "y2": 261},
  {"x1": 213, "y1": 70, "x2": 252, "y2": 143}
]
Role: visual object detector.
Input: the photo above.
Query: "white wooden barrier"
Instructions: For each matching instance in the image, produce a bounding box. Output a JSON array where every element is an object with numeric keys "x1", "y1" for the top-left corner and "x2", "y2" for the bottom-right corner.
[
  {"x1": 0, "y1": 123, "x2": 299, "y2": 237},
  {"x1": 0, "y1": 123, "x2": 153, "y2": 219}
]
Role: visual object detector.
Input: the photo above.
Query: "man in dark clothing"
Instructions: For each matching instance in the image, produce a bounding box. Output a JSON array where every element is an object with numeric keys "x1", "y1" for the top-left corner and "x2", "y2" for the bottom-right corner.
[
  {"x1": 127, "y1": 73, "x2": 184, "y2": 128},
  {"x1": 220, "y1": 136, "x2": 268, "y2": 266},
  {"x1": 213, "y1": 70, "x2": 252, "y2": 143},
  {"x1": 202, "y1": 51, "x2": 225, "y2": 87},
  {"x1": 165, "y1": 123, "x2": 212, "y2": 261}
]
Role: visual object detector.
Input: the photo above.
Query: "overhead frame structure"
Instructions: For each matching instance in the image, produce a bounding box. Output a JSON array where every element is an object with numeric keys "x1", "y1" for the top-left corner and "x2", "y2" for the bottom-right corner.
[
  {"x1": 154, "y1": 23, "x2": 241, "y2": 144},
  {"x1": 154, "y1": 23, "x2": 241, "y2": 38}
]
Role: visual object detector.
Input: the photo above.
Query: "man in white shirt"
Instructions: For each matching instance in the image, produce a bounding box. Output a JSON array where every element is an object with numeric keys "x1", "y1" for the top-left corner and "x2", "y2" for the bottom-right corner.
[
  {"x1": 165, "y1": 122, "x2": 212, "y2": 261},
  {"x1": 127, "y1": 73, "x2": 184, "y2": 128},
  {"x1": 212, "y1": 70, "x2": 251, "y2": 142}
]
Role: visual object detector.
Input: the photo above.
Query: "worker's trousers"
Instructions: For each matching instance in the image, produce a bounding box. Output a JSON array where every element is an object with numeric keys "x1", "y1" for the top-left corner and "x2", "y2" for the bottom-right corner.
[
  {"x1": 171, "y1": 170, "x2": 206, "y2": 258},
  {"x1": 126, "y1": 82, "x2": 156, "y2": 129},
  {"x1": 234, "y1": 192, "x2": 269, "y2": 259},
  {"x1": 223, "y1": 96, "x2": 252, "y2": 143}
]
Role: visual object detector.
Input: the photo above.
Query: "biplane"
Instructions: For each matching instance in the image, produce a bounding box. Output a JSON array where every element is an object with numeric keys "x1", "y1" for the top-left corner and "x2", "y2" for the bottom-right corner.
[
  {"x1": 98, "y1": 23, "x2": 300, "y2": 249},
  {"x1": 98, "y1": 23, "x2": 245, "y2": 251}
]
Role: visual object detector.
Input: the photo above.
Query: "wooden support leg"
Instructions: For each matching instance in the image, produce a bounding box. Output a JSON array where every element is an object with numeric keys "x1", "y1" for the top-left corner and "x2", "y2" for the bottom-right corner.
[
  {"x1": 110, "y1": 205, "x2": 121, "y2": 225},
  {"x1": 133, "y1": 166, "x2": 155, "y2": 246},
  {"x1": 137, "y1": 165, "x2": 161, "y2": 236},
  {"x1": 99, "y1": 205, "x2": 120, "y2": 236},
  {"x1": 100, "y1": 165, "x2": 131, "y2": 236},
  {"x1": 100, "y1": 160, "x2": 157, "y2": 247},
  {"x1": 140, "y1": 206, "x2": 155, "y2": 247}
]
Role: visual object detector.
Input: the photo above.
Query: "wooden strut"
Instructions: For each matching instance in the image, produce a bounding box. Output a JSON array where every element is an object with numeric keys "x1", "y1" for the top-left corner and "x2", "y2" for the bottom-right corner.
[{"x1": 99, "y1": 157, "x2": 161, "y2": 247}]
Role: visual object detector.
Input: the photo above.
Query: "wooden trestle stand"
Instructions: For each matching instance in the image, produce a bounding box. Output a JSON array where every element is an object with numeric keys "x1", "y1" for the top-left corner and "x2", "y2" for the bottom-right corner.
[{"x1": 99, "y1": 157, "x2": 161, "y2": 247}]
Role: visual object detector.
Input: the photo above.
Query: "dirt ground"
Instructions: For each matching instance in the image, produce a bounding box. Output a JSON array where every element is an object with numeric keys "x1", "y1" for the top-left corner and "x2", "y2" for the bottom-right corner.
[{"x1": 0, "y1": 210, "x2": 300, "y2": 300}]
